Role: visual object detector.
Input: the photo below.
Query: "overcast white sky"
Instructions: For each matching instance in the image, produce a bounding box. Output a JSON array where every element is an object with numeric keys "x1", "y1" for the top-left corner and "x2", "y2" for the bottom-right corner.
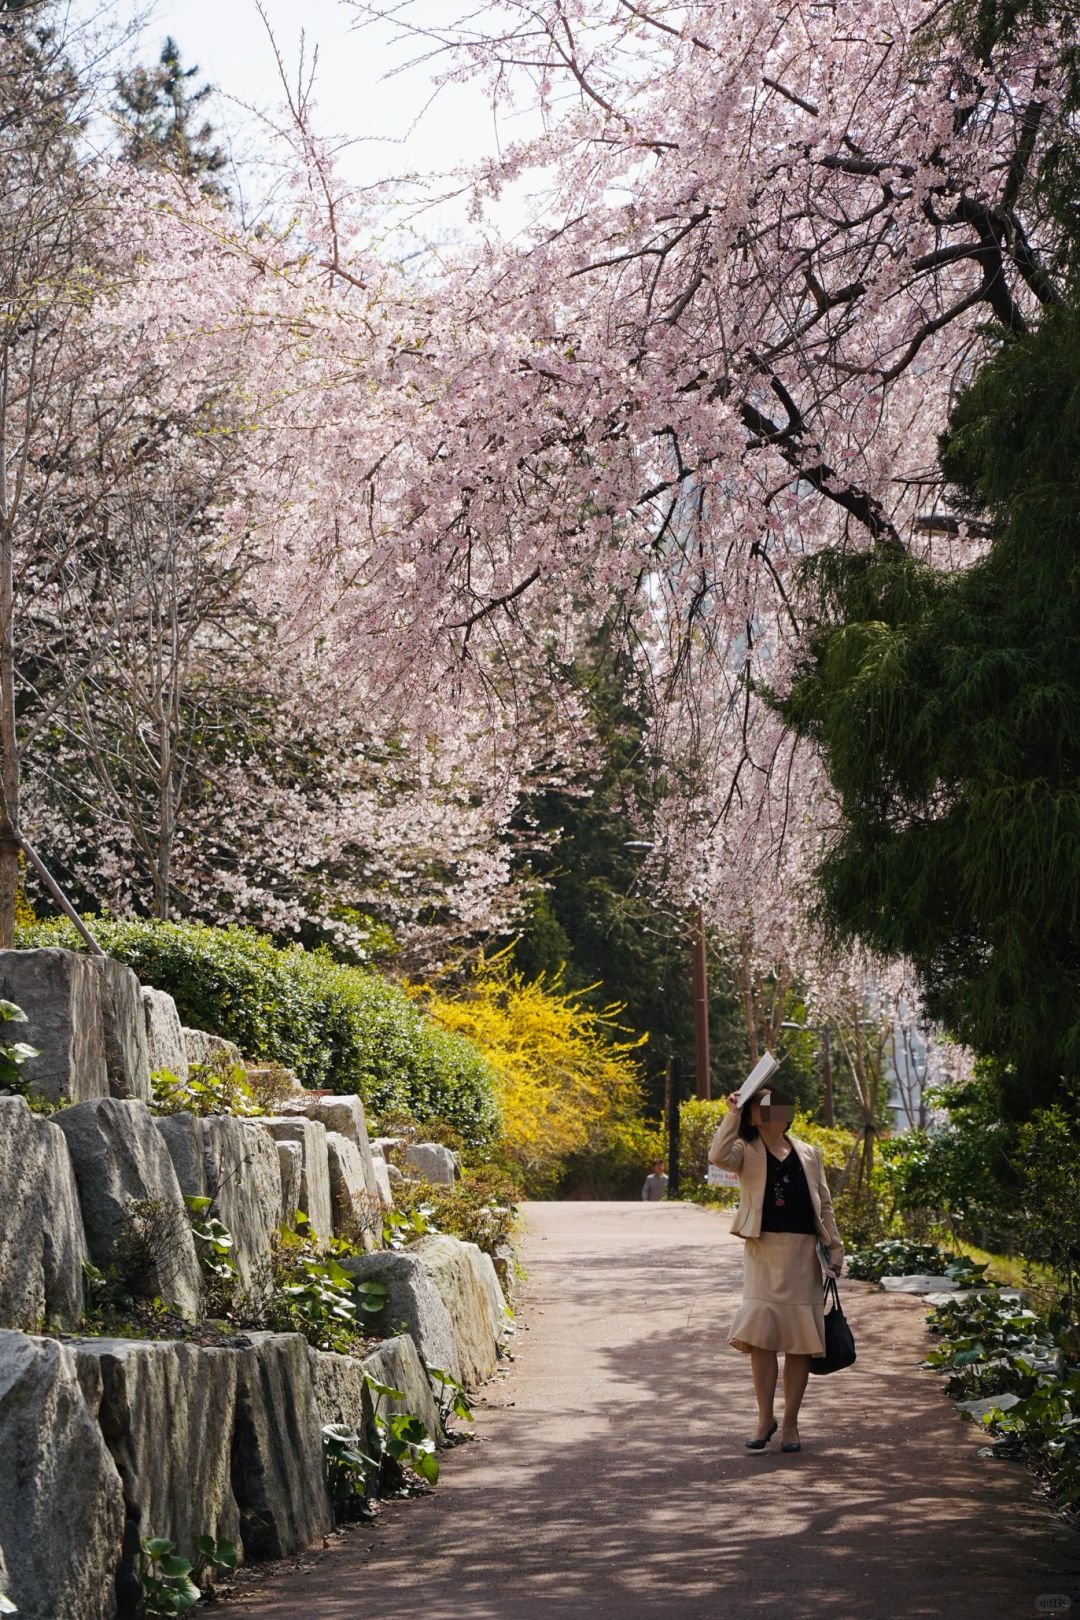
[{"x1": 70, "y1": 0, "x2": 531, "y2": 239}]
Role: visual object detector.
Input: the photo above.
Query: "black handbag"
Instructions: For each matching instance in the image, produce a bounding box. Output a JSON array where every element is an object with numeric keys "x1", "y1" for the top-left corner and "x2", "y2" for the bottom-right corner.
[{"x1": 809, "y1": 1274, "x2": 856, "y2": 1375}]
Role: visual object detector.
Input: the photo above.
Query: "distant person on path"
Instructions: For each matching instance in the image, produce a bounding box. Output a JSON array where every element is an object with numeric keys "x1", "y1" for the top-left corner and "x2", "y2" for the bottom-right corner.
[
  {"x1": 641, "y1": 1159, "x2": 668, "y2": 1201},
  {"x1": 708, "y1": 1085, "x2": 844, "y2": 1453}
]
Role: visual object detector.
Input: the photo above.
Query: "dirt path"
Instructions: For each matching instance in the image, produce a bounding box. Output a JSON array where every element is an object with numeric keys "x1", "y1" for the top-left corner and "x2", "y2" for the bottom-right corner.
[{"x1": 236, "y1": 1200, "x2": 1080, "y2": 1619}]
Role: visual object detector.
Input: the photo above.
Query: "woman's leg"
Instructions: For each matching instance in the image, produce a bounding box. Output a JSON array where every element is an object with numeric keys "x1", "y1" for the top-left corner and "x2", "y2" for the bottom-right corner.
[
  {"x1": 749, "y1": 1348, "x2": 778, "y2": 1438},
  {"x1": 782, "y1": 1352, "x2": 812, "y2": 1441}
]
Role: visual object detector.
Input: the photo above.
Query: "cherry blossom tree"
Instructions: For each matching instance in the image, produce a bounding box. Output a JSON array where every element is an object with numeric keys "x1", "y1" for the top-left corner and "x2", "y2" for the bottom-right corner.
[
  {"x1": 15, "y1": 0, "x2": 1069, "y2": 1001},
  {"x1": 0, "y1": 5, "x2": 580, "y2": 957},
  {"x1": 336, "y1": 0, "x2": 1071, "y2": 1051}
]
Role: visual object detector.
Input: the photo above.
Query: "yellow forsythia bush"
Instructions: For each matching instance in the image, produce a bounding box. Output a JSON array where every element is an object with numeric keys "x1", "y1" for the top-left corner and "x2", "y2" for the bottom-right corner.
[{"x1": 418, "y1": 948, "x2": 649, "y2": 1195}]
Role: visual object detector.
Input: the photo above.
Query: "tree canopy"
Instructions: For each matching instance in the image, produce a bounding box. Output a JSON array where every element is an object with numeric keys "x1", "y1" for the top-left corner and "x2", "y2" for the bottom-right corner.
[{"x1": 778, "y1": 308, "x2": 1080, "y2": 1114}]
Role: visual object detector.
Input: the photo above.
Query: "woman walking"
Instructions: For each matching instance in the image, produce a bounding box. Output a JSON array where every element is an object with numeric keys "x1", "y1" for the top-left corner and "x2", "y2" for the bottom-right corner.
[{"x1": 708, "y1": 1084, "x2": 844, "y2": 1453}]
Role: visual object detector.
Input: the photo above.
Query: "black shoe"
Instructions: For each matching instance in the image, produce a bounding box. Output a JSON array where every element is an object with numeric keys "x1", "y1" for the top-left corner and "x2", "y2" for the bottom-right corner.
[
  {"x1": 745, "y1": 1419, "x2": 778, "y2": 1450},
  {"x1": 780, "y1": 1431, "x2": 801, "y2": 1453}
]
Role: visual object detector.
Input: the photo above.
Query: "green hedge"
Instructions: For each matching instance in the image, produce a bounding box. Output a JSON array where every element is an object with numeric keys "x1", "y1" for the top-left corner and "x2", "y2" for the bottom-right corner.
[{"x1": 18, "y1": 918, "x2": 500, "y2": 1146}]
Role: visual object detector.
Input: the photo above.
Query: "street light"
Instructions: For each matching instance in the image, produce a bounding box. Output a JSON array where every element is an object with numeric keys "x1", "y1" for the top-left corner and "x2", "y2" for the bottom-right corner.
[{"x1": 780, "y1": 1017, "x2": 834, "y2": 1128}]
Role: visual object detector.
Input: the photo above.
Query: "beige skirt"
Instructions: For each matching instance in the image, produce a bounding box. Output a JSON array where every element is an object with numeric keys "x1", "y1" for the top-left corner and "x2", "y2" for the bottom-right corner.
[{"x1": 729, "y1": 1230, "x2": 826, "y2": 1356}]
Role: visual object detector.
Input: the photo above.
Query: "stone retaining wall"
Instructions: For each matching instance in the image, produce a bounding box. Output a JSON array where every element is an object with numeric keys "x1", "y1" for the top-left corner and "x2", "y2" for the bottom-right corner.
[{"x1": 0, "y1": 948, "x2": 510, "y2": 1619}]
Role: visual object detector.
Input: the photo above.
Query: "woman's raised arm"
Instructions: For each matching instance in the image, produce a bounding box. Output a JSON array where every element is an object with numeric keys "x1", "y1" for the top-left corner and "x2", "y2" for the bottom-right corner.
[{"x1": 708, "y1": 1097, "x2": 746, "y2": 1171}]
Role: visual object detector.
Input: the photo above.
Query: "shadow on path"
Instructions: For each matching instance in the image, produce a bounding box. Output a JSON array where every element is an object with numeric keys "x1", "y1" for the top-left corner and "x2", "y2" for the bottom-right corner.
[{"x1": 238, "y1": 1201, "x2": 1080, "y2": 1619}]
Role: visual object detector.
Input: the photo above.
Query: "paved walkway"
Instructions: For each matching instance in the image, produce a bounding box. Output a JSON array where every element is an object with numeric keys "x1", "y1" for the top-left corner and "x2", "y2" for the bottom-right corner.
[{"x1": 238, "y1": 1201, "x2": 1080, "y2": 1619}]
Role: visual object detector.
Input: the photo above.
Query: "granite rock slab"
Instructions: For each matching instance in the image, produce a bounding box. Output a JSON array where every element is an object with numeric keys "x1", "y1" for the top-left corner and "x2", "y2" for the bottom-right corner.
[
  {"x1": 955, "y1": 1392, "x2": 1022, "y2": 1419},
  {"x1": 256, "y1": 1118, "x2": 333, "y2": 1244},
  {"x1": 0, "y1": 1097, "x2": 87, "y2": 1330},
  {"x1": 309, "y1": 1333, "x2": 441, "y2": 1442},
  {"x1": 141, "y1": 986, "x2": 189, "y2": 1083},
  {"x1": 880, "y1": 1274, "x2": 961, "y2": 1295},
  {"x1": 0, "y1": 1331, "x2": 124, "y2": 1620},
  {"x1": 183, "y1": 1028, "x2": 243, "y2": 1070},
  {"x1": 94, "y1": 956, "x2": 151, "y2": 1103},
  {"x1": 74, "y1": 1337, "x2": 242, "y2": 1576},
  {"x1": 340, "y1": 1250, "x2": 461, "y2": 1383},
  {"x1": 276, "y1": 1140, "x2": 302, "y2": 1228},
  {"x1": 325, "y1": 1131, "x2": 381, "y2": 1249},
  {"x1": 202, "y1": 1118, "x2": 283, "y2": 1292},
  {"x1": 282, "y1": 1095, "x2": 379, "y2": 1190},
  {"x1": 231, "y1": 1332, "x2": 332, "y2": 1559},
  {"x1": 403, "y1": 1142, "x2": 458, "y2": 1187},
  {"x1": 55, "y1": 1099, "x2": 201, "y2": 1320},
  {"x1": 369, "y1": 1148, "x2": 395, "y2": 1209},
  {"x1": 362, "y1": 1334, "x2": 442, "y2": 1437},
  {"x1": 0, "y1": 947, "x2": 109, "y2": 1103},
  {"x1": 408, "y1": 1234, "x2": 507, "y2": 1388}
]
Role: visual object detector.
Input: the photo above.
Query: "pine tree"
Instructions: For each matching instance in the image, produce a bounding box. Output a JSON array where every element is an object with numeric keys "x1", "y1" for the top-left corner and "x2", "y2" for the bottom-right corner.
[
  {"x1": 776, "y1": 309, "x2": 1080, "y2": 1117},
  {"x1": 114, "y1": 37, "x2": 227, "y2": 193}
]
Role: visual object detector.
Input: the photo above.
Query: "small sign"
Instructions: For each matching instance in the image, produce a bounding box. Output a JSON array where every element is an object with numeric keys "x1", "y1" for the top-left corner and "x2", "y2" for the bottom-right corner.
[{"x1": 707, "y1": 1164, "x2": 740, "y2": 1189}]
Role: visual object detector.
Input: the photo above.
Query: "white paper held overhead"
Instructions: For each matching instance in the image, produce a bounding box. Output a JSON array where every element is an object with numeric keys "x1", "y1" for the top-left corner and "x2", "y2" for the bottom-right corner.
[{"x1": 735, "y1": 1050, "x2": 780, "y2": 1109}]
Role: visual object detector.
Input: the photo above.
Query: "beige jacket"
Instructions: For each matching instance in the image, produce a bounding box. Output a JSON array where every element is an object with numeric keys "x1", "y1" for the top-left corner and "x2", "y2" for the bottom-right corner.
[{"x1": 708, "y1": 1107, "x2": 844, "y2": 1271}]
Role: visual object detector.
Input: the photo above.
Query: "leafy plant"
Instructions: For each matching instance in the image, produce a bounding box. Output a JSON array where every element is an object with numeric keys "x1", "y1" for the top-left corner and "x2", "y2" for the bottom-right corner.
[
  {"x1": 922, "y1": 1292, "x2": 1057, "y2": 1397},
  {"x1": 323, "y1": 1421, "x2": 379, "y2": 1518},
  {"x1": 879, "y1": 1069, "x2": 1020, "y2": 1252},
  {"x1": 242, "y1": 1061, "x2": 297, "y2": 1113},
  {"x1": 376, "y1": 1409, "x2": 439, "y2": 1486},
  {"x1": 424, "y1": 1172, "x2": 518, "y2": 1254},
  {"x1": 336, "y1": 1187, "x2": 385, "y2": 1252},
  {"x1": 185, "y1": 1195, "x2": 238, "y2": 1315},
  {"x1": 323, "y1": 1372, "x2": 441, "y2": 1519},
  {"x1": 151, "y1": 1055, "x2": 261, "y2": 1119},
  {"x1": 22, "y1": 1091, "x2": 69, "y2": 1116},
  {"x1": 137, "y1": 1534, "x2": 237, "y2": 1616},
  {"x1": 138, "y1": 1538, "x2": 202, "y2": 1616},
  {"x1": 382, "y1": 1201, "x2": 437, "y2": 1251},
  {"x1": 846, "y1": 1238, "x2": 962, "y2": 1282},
  {"x1": 263, "y1": 1220, "x2": 386, "y2": 1352},
  {"x1": 112, "y1": 1196, "x2": 191, "y2": 1303},
  {"x1": 425, "y1": 1363, "x2": 475, "y2": 1430},
  {"x1": 276, "y1": 1256, "x2": 365, "y2": 1352},
  {"x1": 194, "y1": 1534, "x2": 238, "y2": 1589},
  {"x1": 0, "y1": 998, "x2": 40, "y2": 1093},
  {"x1": 919, "y1": 1284, "x2": 1080, "y2": 1512},
  {"x1": 388, "y1": 1168, "x2": 520, "y2": 1257}
]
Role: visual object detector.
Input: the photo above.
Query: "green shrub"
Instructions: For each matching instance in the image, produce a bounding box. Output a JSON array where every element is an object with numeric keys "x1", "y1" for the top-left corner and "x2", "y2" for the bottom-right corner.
[
  {"x1": 845, "y1": 1237, "x2": 984, "y2": 1282},
  {"x1": 19, "y1": 917, "x2": 500, "y2": 1147},
  {"x1": 920, "y1": 1290, "x2": 1080, "y2": 1514},
  {"x1": 678, "y1": 1098, "x2": 857, "y2": 1185},
  {"x1": 391, "y1": 1167, "x2": 520, "y2": 1256},
  {"x1": 0, "y1": 997, "x2": 40, "y2": 1093},
  {"x1": 880, "y1": 1067, "x2": 1021, "y2": 1253}
]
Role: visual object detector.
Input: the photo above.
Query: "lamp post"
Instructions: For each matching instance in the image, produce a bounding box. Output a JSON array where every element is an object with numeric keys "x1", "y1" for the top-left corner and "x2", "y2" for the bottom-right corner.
[{"x1": 780, "y1": 1017, "x2": 834, "y2": 1128}]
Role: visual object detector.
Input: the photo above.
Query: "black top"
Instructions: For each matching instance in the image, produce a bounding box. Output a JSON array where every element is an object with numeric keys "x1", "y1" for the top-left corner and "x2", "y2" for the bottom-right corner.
[{"x1": 760, "y1": 1142, "x2": 816, "y2": 1234}]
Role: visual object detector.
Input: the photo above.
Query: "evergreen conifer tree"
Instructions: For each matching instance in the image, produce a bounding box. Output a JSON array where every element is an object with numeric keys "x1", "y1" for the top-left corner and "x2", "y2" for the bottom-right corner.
[
  {"x1": 777, "y1": 309, "x2": 1080, "y2": 1118},
  {"x1": 114, "y1": 37, "x2": 226, "y2": 193}
]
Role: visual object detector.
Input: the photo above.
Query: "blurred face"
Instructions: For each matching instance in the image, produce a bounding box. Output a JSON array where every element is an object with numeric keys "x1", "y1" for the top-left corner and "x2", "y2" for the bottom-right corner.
[
  {"x1": 651, "y1": 1160, "x2": 664, "y2": 1173},
  {"x1": 751, "y1": 1092, "x2": 791, "y2": 1127}
]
